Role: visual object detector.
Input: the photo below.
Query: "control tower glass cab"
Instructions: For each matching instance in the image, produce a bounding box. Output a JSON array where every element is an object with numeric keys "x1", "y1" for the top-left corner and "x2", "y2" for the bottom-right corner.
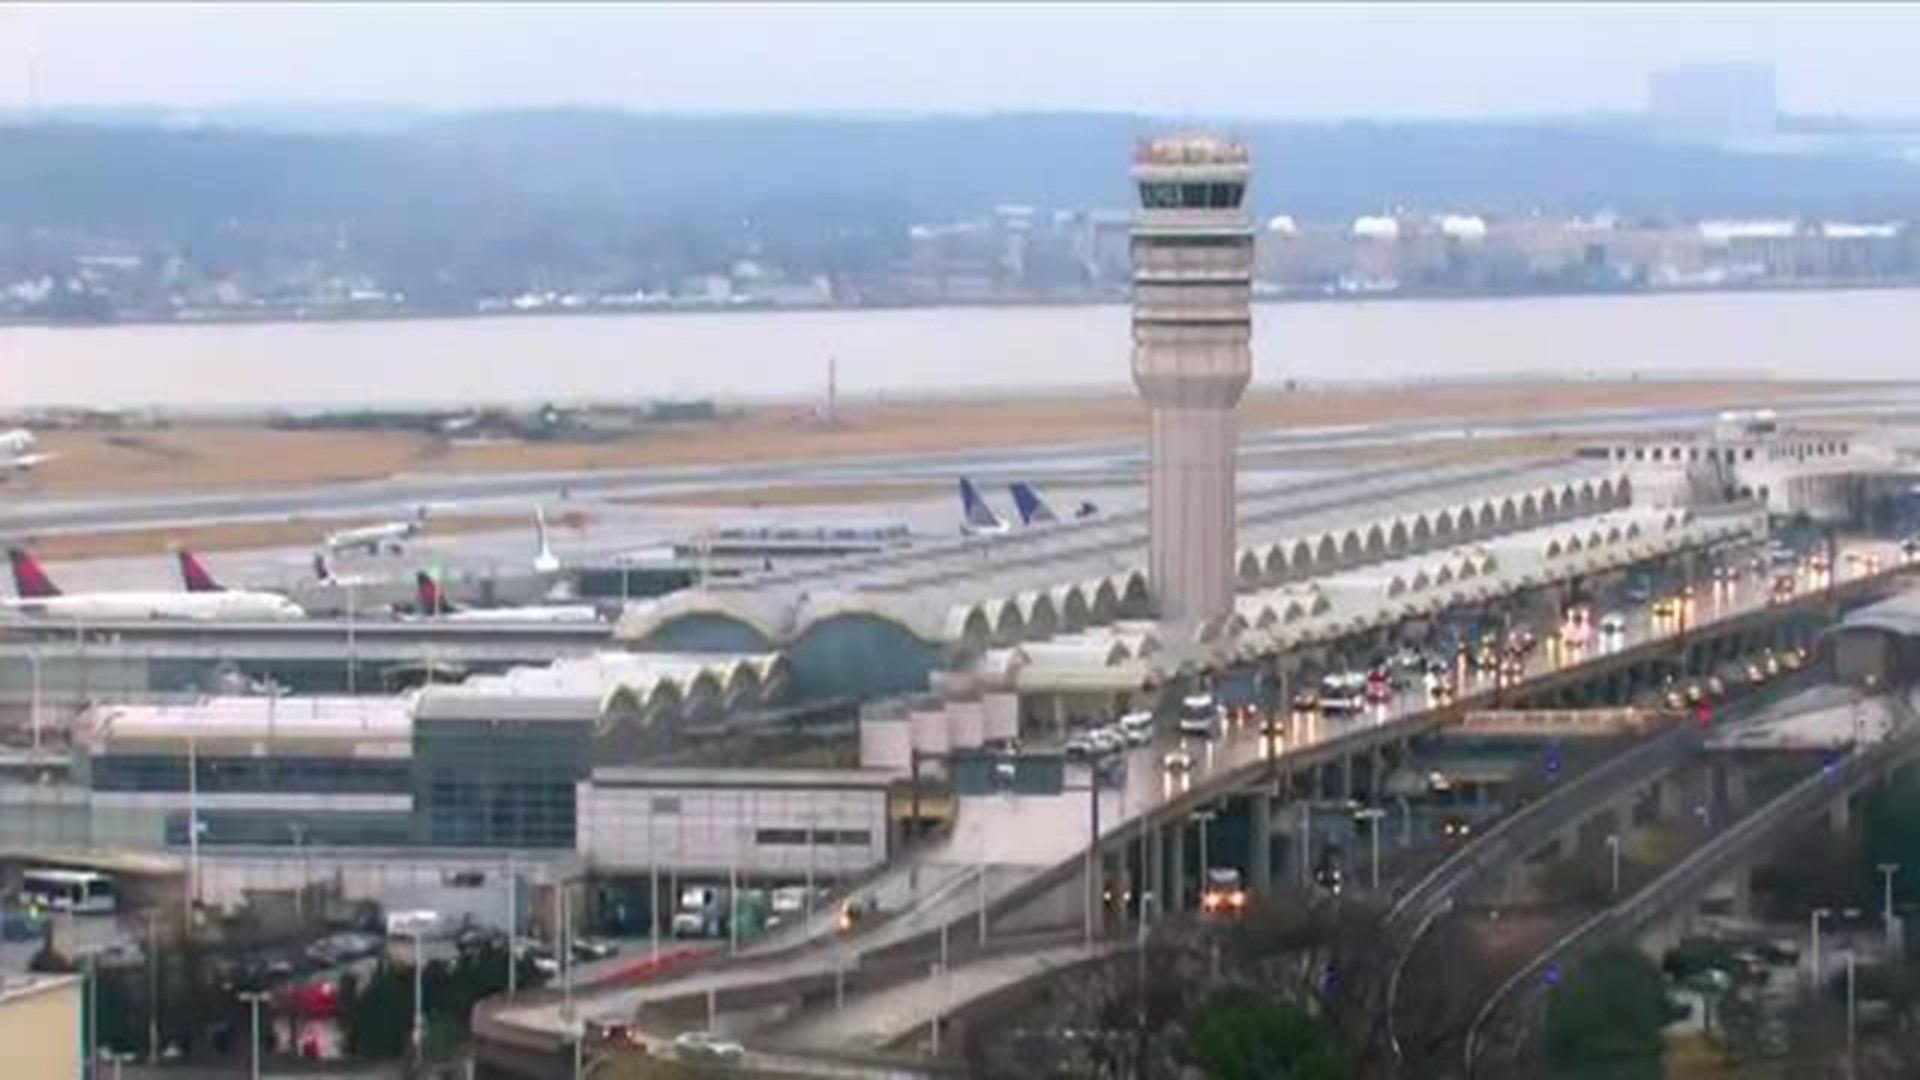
[{"x1": 1129, "y1": 135, "x2": 1255, "y2": 627}]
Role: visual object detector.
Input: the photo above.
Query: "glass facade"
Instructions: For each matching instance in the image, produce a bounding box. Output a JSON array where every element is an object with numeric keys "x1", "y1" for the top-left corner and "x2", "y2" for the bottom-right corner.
[
  {"x1": 411, "y1": 718, "x2": 590, "y2": 849},
  {"x1": 91, "y1": 754, "x2": 411, "y2": 795},
  {"x1": 1139, "y1": 181, "x2": 1245, "y2": 209}
]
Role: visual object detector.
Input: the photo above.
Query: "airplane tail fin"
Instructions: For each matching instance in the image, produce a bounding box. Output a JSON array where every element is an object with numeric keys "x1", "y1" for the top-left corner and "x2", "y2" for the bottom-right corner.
[
  {"x1": 312, "y1": 553, "x2": 333, "y2": 582},
  {"x1": 415, "y1": 570, "x2": 450, "y2": 614},
  {"x1": 177, "y1": 550, "x2": 224, "y2": 593},
  {"x1": 959, "y1": 478, "x2": 1005, "y2": 532},
  {"x1": 533, "y1": 506, "x2": 558, "y2": 569},
  {"x1": 7, "y1": 548, "x2": 61, "y2": 599},
  {"x1": 1008, "y1": 482, "x2": 1059, "y2": 526}
]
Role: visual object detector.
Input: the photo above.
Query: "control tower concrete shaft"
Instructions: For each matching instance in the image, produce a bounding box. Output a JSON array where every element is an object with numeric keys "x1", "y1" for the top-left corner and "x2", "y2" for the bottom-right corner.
[{"x1": 1129, "y1": 135, "x2": 1254, "y2": 626}]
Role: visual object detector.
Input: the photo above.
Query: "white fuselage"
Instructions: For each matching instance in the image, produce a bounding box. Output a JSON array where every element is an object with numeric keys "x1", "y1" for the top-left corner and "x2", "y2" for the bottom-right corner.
[
  {"x1": 1, "y1": 429, "x2": 49, "y2": 471},
  {"x1": 4, "y1": 590, "x2": 306, "y2": 621},
  {"x1": 434, "y1": 604, "x2": 602, "y2": 624},
  {"x1": 325, "y1": 521, "x2": 416, "y2": 553}
]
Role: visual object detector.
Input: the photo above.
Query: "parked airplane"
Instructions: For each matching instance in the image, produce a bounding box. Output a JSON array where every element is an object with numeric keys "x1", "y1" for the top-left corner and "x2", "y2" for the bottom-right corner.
[
  {"x1": 5, "y1": 548, "x2": 305, "y2": 621},
  {"x1": 310, "y1": 552, "x2": 383, "y2": 589},
  {"x1": 1008, "y1": 482, "x2": 1100, "y2": 526},
  {"x1": 323, "y1": 506, "x2": 429, "y2": 556},
  {"x1": 412, "y1": 570, "x2": 601, "y2": 623},
  {"x1": 0, "y1": 429, "x2": 53, "y2": 475},
  {"x1": 958, "y1": 478, "x2": 1011, "y2": 537},
  {"x1": 533, "y1": 506, "x2": 561, "y2": 575}
]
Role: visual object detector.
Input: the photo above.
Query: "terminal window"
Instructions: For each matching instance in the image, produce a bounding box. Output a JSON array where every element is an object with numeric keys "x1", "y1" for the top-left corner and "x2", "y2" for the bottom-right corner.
[{"x1": 755, "y1": 827, "x2": 872, "y2": 848}]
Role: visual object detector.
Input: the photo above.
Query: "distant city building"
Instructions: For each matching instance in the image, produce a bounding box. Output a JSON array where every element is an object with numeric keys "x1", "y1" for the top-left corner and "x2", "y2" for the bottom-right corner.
[{"x1": 1648, "y1": 61, "x2": 1778, "y2": 143}]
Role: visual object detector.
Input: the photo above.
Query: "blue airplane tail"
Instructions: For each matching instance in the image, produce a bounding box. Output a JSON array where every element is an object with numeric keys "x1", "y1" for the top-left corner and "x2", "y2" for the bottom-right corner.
[
  {"x1": 959, "y1": 478, "x2": 1006, "y2": 532},
  {"x1": 1008, "y1": 482, "x2": 1059, "y2": 526}
]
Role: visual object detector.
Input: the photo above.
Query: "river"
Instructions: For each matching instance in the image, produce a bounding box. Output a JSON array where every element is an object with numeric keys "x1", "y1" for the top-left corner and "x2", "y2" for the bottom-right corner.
[{"x1": 0, "y1": 288, "x2": 1912, "y2": 411}]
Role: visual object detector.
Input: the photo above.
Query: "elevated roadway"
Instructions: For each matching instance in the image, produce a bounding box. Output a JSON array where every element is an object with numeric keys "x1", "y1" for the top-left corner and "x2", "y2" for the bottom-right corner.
[
  {"x1": 1462, "y1": 688, "x2": 1920, "y2": 1077},
  {"x1": 476, "y1": 549, "x2": 1913, "y2": 1075}
]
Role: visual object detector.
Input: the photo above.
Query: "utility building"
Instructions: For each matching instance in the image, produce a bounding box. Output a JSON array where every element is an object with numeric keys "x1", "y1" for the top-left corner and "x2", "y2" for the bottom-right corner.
[{"x1": 1130, "y1": 134, "x2": 1255, "y2": 626}]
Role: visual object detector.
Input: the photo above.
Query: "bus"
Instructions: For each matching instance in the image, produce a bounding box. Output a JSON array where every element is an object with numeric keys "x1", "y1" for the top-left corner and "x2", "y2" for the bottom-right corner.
[{"x1": 20, "y1": 869, "x2": 118, "y2": 915}]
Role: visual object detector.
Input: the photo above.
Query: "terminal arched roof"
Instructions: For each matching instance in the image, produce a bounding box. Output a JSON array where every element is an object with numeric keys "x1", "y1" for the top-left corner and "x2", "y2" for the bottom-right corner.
[{"x1": 617, "y1": 460, "x2": 1633, "y2": 654}]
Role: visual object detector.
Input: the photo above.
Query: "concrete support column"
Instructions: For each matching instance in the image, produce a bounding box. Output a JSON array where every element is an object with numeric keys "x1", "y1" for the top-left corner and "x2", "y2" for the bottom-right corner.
[
  {"x1": 1724, "y1": 765, "x2": 1749, "y2": 811},
  {"x1": 1249, "y1": 795, "x2": 1273, "y2": 895},
  {"x1": 1168, "y1": 823, "x2": 1187, "y2": 914},
  {"x1": 1340, "y1": 755, "x2": 1355, "y2": 802},
  {"x1": 1612, "y1": 800, "x2": 1635, "y2": 837},
  {"x1": 1727, "y1": 868, "x2": 1754, "y2": 919},
  {"x1": 1830, "y1": 795, "x2": 1852, "y2": 837},
  {"x1": 1555, "y1": 827, "x2": 1580, "y2": 860}
]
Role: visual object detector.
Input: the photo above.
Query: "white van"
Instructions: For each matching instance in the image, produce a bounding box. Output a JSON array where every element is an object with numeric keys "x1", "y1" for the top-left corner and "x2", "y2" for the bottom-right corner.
[
  {"x1": 1118, "y1": 711, "x2": 1156, "y2": 747},
  {"x1": 384, "y1": 909, "x2": 447, "y2": 940}
]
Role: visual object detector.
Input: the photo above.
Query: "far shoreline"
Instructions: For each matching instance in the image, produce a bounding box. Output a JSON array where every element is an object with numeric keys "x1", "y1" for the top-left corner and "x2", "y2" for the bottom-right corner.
[{"x1": 4, "y1": 278, "x2": 1918, "y2": 334}]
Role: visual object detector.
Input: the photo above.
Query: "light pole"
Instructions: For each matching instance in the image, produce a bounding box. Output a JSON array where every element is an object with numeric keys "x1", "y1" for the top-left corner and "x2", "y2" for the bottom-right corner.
[
  {"x1": 345, "y1": 579, "x2": 358, "y2": 695},
  {"x1": 976, "y1": 820, "x2": 989, "y2": 947},
  {"x1": 505, "y1": 854, "x2": 519, "y2": 996},
  {"x1": 1811, "y1": 907, "x2": 1834, "y2": 991},
  {"x1": 1877, "y1": 863, "x2": 1900, "y2": 931},
  {"x1": 1845, "y1": 950, "x2": 1858, "y2": 1072},
  {"x1": 187, "y1": 731, "x2": 201, "y2": 911},
  {"x1": 238, "y1": 990, "x2": 270, "y2": 1080},
  {"x1": 289, "y1": 823, "x2": 308, "y2": 924},
  {"x1": 146, "y1": 911, "x2": 161, "y2": 1064},
  {"x1": 1354, "y1": 807, "x2": 1387, "y2": 893},
  {"x1": 1194, "y1": 809, "x2": 1216, "y2": 885},
  {"x1": 1299, "y1": 801, "x2": 1313, "y2": 889},
  {"x1": 26, "y1": 647, "x2": 41, "y2": 752},
  {"x1": 407, "y1": 931, "x2": 427, "y2": 1062},
  {"x1": 1606, "y1": 833, "x2": 1622, "y2": 898},
  {"x1": 804, "y1": 810, "x2": 819, "y2": 937},
  {"x1": 649, "y1": 859, "x2": 661, "y2": 963}
]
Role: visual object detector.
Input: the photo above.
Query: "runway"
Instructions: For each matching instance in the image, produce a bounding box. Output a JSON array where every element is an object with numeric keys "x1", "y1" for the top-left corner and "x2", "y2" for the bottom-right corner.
[
  {"x1": 7, "y1": 391, "x2": 1916, "y2": 538},
  {"x1": 6, "y1": 390, "x2": 1918, "y2": 596}
]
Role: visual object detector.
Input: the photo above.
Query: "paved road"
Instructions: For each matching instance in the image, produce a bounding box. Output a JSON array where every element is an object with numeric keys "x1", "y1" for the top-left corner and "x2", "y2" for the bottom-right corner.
[{"x1": 765, "y1": 942, "x2": 1116, "y2": 1055}]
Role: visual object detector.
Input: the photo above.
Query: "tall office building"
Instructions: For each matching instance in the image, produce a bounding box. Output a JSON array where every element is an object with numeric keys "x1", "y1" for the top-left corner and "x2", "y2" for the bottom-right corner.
[
  {"x1": 1129, "y1": 135, "x2": 1254, "y2": 626},
  {"x1": 1648, "y1": 61, "x2": 1778, "y2": 143}
]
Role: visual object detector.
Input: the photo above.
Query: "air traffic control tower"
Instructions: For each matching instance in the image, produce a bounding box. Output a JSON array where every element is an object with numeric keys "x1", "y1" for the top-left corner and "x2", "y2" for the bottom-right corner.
[{"x1": 1130, "y1": 134, "x2": 1254, "y2": 626}]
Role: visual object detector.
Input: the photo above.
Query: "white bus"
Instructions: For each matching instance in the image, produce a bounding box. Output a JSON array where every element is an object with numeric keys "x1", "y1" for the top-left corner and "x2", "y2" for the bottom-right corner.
[{"x1": 20, "y1": 869, "x2": 118, "y2": 915}]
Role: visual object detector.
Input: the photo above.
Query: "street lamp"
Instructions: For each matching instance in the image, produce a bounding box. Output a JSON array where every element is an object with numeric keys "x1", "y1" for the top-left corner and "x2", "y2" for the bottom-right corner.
[
  {"x1": 1811, "y1": 907, "x2": 1832, "y2": 991},
  {"x1": 1353, "y1": 807, "x2": 1387, "y2": 893},
  {"x1": 1193, "y1": 809, "x2": 1217, "y2": 887},
  {"x1": 237, "y1": 990, "x2": 270, "y2": 1080},
  {"x1": 1605, "y1": 834, "x2": 1622, "y2": 898}
]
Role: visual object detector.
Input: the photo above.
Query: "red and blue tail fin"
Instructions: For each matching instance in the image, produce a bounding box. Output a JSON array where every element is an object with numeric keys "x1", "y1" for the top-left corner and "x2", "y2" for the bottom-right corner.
[
  {"x1": 415, "y1": 570, "x2": 456, "y2": 614},
  {"x1": 177, "y1": 550, "x2": 224, "y2": 593},
  {"x1": 7, "y1": 548, "x2": 61, "y2": 599}
]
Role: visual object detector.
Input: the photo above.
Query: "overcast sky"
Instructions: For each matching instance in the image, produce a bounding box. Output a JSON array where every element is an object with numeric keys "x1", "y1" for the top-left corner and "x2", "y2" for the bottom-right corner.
[{"x1": 7, "y1": 3, "x2": 1920, "y2": 119}]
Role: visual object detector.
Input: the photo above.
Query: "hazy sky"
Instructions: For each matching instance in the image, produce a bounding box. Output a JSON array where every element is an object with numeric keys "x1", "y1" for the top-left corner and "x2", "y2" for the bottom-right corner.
[{"x1": 7, "y1": 3, "x2": 1920, "y2": 119}]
